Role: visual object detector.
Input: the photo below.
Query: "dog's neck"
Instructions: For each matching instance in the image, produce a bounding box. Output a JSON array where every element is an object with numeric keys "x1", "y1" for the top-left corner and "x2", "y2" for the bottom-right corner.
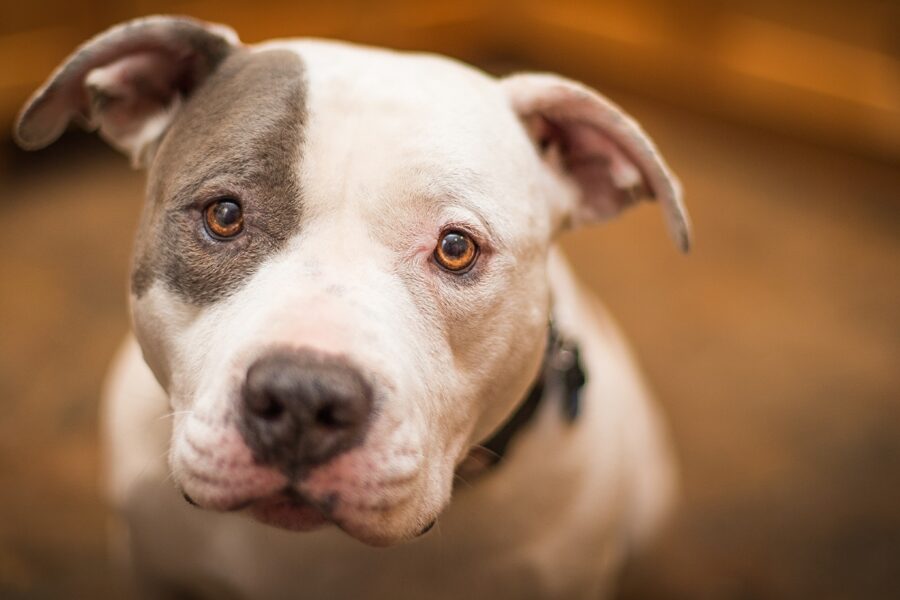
[{"x1": 456, "y1": 323, "x2": 586, "y2": 481}]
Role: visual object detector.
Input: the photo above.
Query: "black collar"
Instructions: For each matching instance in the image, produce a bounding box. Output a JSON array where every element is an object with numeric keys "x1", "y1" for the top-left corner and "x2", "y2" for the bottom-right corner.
[{"x1": 456, "y1": 324, "x2": 587, "y2": 479}]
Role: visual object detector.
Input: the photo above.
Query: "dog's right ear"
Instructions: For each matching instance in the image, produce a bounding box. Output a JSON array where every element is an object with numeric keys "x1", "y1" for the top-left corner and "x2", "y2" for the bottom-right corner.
[{"x1": 13, "y1": 15, "x2": 240, "y2": 167}]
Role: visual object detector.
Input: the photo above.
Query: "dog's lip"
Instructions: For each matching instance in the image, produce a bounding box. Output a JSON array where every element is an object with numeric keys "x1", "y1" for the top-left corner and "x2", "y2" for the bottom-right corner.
[{"x1": 246, "y1": 490, "x2": 332, "y2": 531}]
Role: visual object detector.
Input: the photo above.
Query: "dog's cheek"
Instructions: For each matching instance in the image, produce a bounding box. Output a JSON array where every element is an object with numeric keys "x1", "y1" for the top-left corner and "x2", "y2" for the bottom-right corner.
[
  {"x1": 130, "y1": 283, "x2": 231, "y2": 412},
  {"x1": 441, "y1": 260, "x2": 550, "y2": 443},
  {"x1": 130, "y1": 285, "x2": 196, "y2": 394}
]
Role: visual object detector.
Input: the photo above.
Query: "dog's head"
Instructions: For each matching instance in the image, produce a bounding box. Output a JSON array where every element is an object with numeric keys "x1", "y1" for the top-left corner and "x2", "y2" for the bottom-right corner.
[{"x1": 15, "y1": 16, "x2": 689, "y2": 545}]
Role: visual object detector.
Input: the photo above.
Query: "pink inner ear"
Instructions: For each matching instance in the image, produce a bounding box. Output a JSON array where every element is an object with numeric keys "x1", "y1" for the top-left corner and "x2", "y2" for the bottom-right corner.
[
  {"x1": 85, "y1": 51, "x2": 186, "y2": 143},
  {"x1": 569, "y1": 123, "x2": 649, "y2": 219},
  {"x1": 536, "y1": 110, "x2": 649, "y2": 221},
  {"x1": 14, "y1": 16, "x2": 238, "y2": 153}
]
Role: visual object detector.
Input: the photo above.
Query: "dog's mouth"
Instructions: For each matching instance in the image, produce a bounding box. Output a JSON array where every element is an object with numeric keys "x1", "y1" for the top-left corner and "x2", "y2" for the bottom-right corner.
[
  {"x1": 180, "y1": 471, "x2": 443, "y2": 547},
  {"x1": 245, "y1": 489, "x2": 331, "y2": 532},
  {"x1": 174, "y1": 416, "x2": 432, "y2": 543}
]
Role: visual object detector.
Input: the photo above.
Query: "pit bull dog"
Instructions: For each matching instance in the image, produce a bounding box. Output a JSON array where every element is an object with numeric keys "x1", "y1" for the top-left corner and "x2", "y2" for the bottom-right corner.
[{"x1": 14, "y1": 15, "x2": 691, "y2": 599}]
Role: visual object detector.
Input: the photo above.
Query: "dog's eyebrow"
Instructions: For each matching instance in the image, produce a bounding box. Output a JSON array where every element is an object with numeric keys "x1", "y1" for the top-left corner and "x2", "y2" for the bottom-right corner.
[
  {"x1": 413, "y1": 168, "x2": 504, "y2": 245},
  {"x1": 419, "y1": 167, "x2": 486, "y2": 201}
]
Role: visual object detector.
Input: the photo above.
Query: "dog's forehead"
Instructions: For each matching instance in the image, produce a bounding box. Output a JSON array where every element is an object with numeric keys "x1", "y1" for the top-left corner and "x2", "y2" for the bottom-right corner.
[
  {"x1": 149, "y1": 47, "x2": 305, "y2": 202},
  {"x1": 287, "y1": 39, "x2": 511, "y2": 137},
  {"x1": 286, "y1": 40, "x2": 535, "y2": 236},
  {"x1": 293, "y1": 43, "x2": 522, "y2": 169}
]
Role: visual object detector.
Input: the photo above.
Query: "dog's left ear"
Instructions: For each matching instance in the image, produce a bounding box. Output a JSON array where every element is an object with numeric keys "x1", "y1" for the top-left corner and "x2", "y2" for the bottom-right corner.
[
  {"x1": 501, "y1": 73, "x2": 691, "y2": 252},
  {"x1": 13, "y1": 16, "x2": 240, "y2": 167}
]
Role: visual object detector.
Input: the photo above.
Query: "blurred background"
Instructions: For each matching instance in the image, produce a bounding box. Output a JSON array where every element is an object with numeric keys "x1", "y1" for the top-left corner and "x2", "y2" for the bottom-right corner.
[{"x1": 1, "y1": 1, "x2": 898, "y2": 598}]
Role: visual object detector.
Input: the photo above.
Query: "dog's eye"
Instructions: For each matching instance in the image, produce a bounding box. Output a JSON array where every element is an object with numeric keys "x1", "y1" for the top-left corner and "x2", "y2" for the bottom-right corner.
[
  {"x1": 204, "y1": 198, "x2": 243, "y2": 239},
  {"x1": 434, "y1": 230, "x2": 478, "y2": 273}
]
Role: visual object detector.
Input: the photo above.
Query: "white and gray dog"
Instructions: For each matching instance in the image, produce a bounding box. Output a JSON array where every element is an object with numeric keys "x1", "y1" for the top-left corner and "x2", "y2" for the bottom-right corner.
[{"x1": 15, "y1": 15, "x2": 691, "y2": 599}]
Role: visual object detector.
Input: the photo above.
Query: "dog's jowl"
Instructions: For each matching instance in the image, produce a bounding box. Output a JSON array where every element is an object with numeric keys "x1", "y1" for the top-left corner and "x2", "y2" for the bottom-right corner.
[{"x1": 16, "y1": 15, "x2": 690, "y2": 599}]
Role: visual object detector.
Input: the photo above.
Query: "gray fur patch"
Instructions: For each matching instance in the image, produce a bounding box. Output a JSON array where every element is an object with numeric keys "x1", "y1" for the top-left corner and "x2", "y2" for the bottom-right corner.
[{"x1": 132, "y1": 48, "x2": 307, "y2": 304}]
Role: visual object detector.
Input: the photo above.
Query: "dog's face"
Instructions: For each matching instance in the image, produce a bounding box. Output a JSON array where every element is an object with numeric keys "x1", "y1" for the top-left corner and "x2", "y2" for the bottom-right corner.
[
  {"x1": 130, "y1": 41, "x2": 560, "y2": 544},
  {"x1": 15, "y1": 17, "x2": 689, "y2": 545}
]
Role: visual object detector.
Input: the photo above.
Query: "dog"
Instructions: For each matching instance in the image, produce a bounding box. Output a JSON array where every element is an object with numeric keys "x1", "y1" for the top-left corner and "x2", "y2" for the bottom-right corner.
[{"x1": 14, "y1": 15, "x2": 691, "y2": 599}]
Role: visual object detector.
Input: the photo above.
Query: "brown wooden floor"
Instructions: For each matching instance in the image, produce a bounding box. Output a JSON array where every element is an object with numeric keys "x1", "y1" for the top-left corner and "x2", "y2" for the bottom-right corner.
[{"x1": 1, "y1": 88, "x2": 898, "y2": 598}]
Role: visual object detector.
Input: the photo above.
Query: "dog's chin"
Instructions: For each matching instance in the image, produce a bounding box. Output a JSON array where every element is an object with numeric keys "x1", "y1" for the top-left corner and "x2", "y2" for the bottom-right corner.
[
  {"x1": 236, "y1": 490, "x2": 432, "y2": 545},
  {"x1": 332, "y1": 514, "x2": 437, "y2": 547},
  {"x1": 246, "y1": 497, "x2": 435, "y2": 546},
  {"x1": 247, "y1": 493, "x2": 331, "y2": 532}
]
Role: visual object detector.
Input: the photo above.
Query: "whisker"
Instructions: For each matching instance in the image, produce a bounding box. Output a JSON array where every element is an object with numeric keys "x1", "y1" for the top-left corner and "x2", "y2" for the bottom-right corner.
[
  {"x1": 470, "y1": 444, "x2": 501, "y2": 461},
  {"x1": 163, "y1": 449, "x2": 178, "y2": 484},
  {"x1": 158, "y1": 409, "x2": 194, "y2": 421},
  {"x1": 453, "y1": 473, "x2": 475, "y2": 490}
]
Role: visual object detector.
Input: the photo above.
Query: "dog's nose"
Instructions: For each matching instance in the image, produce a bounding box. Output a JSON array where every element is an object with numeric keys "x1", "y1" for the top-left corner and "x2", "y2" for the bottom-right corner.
[{"x1": 240, "y1": 349, "x2": 373, "y2": 474}]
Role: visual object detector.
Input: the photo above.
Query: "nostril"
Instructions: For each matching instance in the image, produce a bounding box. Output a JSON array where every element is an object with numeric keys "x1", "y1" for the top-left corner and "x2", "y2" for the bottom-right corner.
[
  {"x1": 247, "y1": 390, "x2": 285, "y2": 421},
  {"x1": 315, "y1": 405, "x2": 340, "y2": 428},
  {"x1": 314, "y1": 403, "x2": 359, "y2": 429}
]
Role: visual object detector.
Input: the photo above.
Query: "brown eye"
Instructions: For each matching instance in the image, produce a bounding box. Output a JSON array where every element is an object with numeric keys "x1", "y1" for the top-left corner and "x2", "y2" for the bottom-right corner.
[
  {"x1": 204, "y1": 198, "x2": 243, "y2": 239},
  {"x1": 434, "y1": 230, "x2": 477, "y2": 272}
]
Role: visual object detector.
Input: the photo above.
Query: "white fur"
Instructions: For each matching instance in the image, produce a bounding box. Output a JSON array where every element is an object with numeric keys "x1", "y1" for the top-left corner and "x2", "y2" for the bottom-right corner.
[{"x1": 29, "y1": 30, "x2": 684, "y2": 599}]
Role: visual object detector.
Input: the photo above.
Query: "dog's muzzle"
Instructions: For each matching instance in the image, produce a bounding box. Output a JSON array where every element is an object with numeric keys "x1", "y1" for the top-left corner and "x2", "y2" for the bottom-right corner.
[{"x1": 238, "y1": 348, "x2": 374, "y2": 477}]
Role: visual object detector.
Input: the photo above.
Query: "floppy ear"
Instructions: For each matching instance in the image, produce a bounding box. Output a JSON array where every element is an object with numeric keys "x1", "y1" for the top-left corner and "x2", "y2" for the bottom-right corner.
[
  {"x1": 13, "y1": 15, "x2": 240, "y2": 167},
  {"x1": 501, "y1": 73, "x2": 691, "y2": 252}
]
